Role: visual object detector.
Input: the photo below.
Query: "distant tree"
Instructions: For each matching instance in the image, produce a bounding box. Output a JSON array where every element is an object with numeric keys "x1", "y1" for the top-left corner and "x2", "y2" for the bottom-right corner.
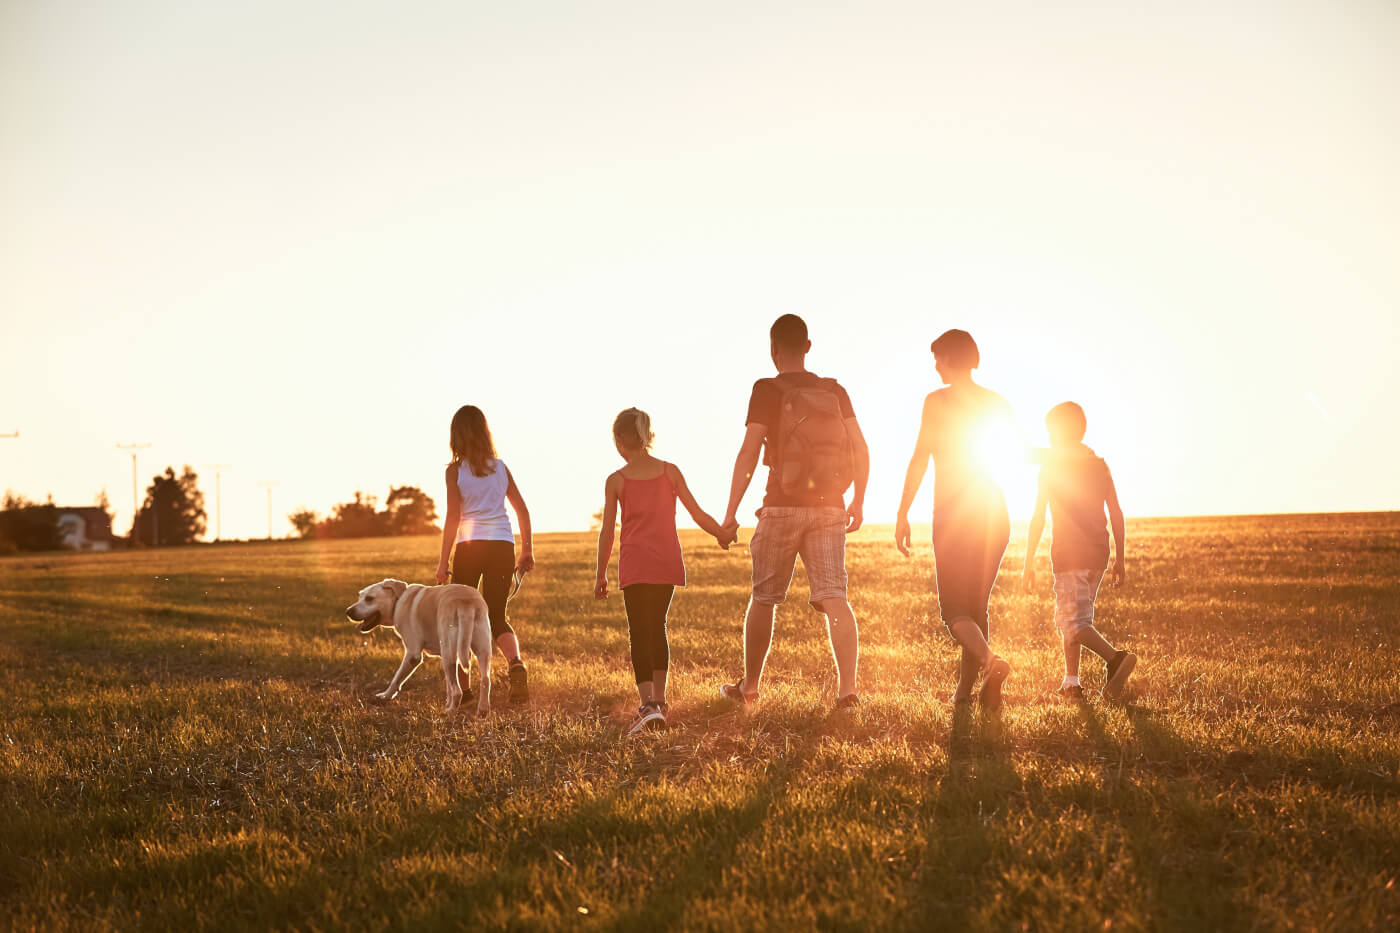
[
  {"x1": 383, "y1": 485, "x2": 439, "y2": 536},
  {"x1": 288, "y1": 508, "x2": 321, "y2": 540},
  {"x1": 95, "y1": 488, "x2": 112, "y2": 513},
  {"x1": 589, "y1": 507, "x2": 620, "y2": 532},
  {"x1": 132, "y1": 466, "x2": 207, "y2": 546},
  {"x1": 0, "y1": 492, "x2": 64, "y2": 553},
  {"x1": 328, "y1": 491, "x2": 385, "y2": 539}
]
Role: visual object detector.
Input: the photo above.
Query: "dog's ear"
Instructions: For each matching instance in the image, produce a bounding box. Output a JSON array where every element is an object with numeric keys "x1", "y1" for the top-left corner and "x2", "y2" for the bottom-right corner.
[{"x1": 381, "y1": 579, "x2": 408, "y2": 600}]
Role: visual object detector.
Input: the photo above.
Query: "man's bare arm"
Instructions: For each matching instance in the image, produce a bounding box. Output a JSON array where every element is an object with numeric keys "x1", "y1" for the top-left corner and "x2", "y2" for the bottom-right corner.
[{"x1": 723, "y1": 423, "x2": 767, "y2": 530}]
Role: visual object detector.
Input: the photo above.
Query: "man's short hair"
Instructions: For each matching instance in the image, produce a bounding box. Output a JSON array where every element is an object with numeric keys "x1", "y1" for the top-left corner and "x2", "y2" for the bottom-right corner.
[
  {"x1": 1045, "y1": 401, "x2": 1087, "y2": 443},
  {"x1": 930, "y1": 329, "x2": 979, "y2": 369},
  {"x1": 770, "y1": 314, "x2": 808, "y2": 352}
]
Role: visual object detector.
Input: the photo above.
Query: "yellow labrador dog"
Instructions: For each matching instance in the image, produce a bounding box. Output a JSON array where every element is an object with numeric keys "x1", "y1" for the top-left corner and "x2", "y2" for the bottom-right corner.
[{"x1": 345, "y1": 579, "x2": 492, "y2": 715}]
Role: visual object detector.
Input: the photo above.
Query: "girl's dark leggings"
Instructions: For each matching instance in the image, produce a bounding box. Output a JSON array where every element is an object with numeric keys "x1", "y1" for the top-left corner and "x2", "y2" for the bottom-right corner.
[
  {"x1": 451, "y1": 539, "x2": 515, "y2": 639},
  {"x1": 622, "y1": 583, "x2": 674, "y2": 684}
]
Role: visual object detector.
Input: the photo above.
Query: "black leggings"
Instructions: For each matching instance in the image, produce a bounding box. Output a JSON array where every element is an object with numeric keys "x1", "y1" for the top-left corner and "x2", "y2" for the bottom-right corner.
[
  {"x1": 932, "y1": 504, "x2": 1010, "y2": 637},
  {"x1": 622, "y1": 584, "x2": 674, "y2": 685},
  {"x1": 451, "y1": 539, "x2": 515, "y2": 640}
]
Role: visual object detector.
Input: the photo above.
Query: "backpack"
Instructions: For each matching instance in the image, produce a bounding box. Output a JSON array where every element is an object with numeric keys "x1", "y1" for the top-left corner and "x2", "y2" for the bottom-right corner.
[{"x1": 763, "y1": 375, "x2": 855, "y2": 499}]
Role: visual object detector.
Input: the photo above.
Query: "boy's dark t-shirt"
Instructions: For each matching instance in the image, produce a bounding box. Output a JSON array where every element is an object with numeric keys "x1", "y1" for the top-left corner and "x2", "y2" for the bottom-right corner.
[
  {"x1": 745, "y1": 372, "x2": 856, "y2": 508},
  {"x1": 1040, "y1": 448, "x2": 1112, "y2": 573}
]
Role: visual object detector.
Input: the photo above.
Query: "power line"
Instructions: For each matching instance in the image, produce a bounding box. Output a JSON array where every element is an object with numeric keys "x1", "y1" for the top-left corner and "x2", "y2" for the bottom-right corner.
[
  {"x1": 205, "y1": 464, "x2": 232, "y2": 541},
  {"x1": 116, "y1": 442, "x2": 151, "y2": 540},
  {"x1": 257, "y1": 480, "x2": 280, "y2": 540}
]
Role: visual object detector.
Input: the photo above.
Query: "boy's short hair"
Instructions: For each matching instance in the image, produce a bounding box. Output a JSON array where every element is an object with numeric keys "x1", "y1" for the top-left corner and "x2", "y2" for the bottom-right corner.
[
  {"x1": 770, "y1": 314, "x2": 809, "y2": 352},
  {"x1": 930, "y1": 329, "x2": 979, "y2": 368},
  {"x1": 1045, "y1": 401, "x2": 1087, "y2": 443}
]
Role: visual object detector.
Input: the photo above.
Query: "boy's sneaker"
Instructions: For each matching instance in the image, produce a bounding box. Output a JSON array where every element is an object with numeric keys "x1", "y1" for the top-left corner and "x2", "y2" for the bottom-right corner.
[
  {"x1": 978, "y1": 657, "x2": 1012, "y2": 711},
  {"x1": 1058, "y1": 683, "x2": 1086, "y2": 703},
  {"x1": 1105, "y1": 651, "x2": 1137, "y2": 700},
  {"x1": 627, "y1": 702, "x2": 666, "y2": 735},
  {"x1": 720, "y1": 679, "x2": 758, "y2": 705},
  {"x1": 834, "y1": 693, "x2": 860, "y2": 713},
  {"x1": 507, "y1": 660, "x2": 529, "y2": 704}
]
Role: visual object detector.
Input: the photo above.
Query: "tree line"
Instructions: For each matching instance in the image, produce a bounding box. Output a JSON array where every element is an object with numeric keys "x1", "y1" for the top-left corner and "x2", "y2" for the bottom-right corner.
[
  {"x1": 288, "y1": 486, "x2": 438, "y2": 540},
  {"x1": 0, "y1": 468, "x2": 438, "y2": 552}
]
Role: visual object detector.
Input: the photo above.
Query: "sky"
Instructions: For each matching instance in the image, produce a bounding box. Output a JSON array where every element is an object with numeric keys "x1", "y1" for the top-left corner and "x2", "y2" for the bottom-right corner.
[{"x1": 2, "y1": 0, "x2": 1397, "y2": 540}]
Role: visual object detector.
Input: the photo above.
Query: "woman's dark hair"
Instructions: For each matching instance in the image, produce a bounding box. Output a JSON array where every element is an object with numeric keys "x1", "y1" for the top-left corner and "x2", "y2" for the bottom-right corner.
[
  {"x1": 930, "y1": 329, "x2": 980, "y2": 369},
  {"x1": 449, "y1": 405, "x2": 497, "y2": 477}
]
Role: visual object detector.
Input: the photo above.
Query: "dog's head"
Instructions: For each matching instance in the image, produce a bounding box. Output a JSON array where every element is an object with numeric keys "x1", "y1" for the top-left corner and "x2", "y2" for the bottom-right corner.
[{"x1": 345, "y1": 579, "x2": 408, "y2": 633}]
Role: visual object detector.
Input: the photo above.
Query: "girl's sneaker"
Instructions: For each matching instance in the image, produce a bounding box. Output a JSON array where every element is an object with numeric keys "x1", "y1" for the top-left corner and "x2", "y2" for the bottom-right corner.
[
  {"x1": 627, "y1": 702, "x2": 666, "y2": 735},
  {"x1": 508, "y1": 660, "x2": 529, "y2": 704}
]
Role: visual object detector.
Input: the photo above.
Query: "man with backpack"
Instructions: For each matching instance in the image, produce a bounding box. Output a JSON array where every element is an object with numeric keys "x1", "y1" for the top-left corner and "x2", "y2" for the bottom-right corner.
[{"x1": 719, "y1": 314, "x2": 870, "y2": 711}]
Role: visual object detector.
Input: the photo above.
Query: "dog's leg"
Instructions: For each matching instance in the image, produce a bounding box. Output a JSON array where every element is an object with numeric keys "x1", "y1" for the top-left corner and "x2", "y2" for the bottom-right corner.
[
  {"x1": 377, "y1": 651, "x2": 421, "y2": 702},
  {"x1": 473, "y1": 608, "x2": 492, "y2": 716},
  {"x1": 441, "y1": 631, "x2": 463, "y2": 713}
]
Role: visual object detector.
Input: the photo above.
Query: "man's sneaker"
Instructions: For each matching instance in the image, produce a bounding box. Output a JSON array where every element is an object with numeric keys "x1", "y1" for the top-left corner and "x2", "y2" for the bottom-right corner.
[
  {"x1": 978, "y1": 657, "x2": 1012, "y2": 711},
  {"x1": 627, "y1": 702, "x2": 666, "y2": 735},
  {"x1": 1058, "y1": 683, "x2": 1086, "y2": 703},
  {"x1": 1105, "y1": 651, "x2": 1137, "y2": 700},
  {"x1": 720, "y1": 679, "x2": 758, "y2": 705},
  {"x1": 834, "y1": 693, "x2": 860, "y2": 712},
  {"x1": 508, "y1": 660, "x2": 529, "y2": 704}
]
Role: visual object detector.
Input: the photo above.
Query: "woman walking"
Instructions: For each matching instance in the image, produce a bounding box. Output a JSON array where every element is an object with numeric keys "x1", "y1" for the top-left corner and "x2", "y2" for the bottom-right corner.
[
  {"x1": 435, "y1": 405, "x2": 535, "y2": 704},
  {"x1": 895, "y1": 330, "x2": 1016, "y2": 709}
]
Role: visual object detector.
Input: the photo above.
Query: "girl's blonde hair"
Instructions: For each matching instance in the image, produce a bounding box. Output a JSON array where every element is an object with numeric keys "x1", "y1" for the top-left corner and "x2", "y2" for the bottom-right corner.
[
  {"x1": 449, "y1": 405, "x2": 498, "y2": 477},
  {"x1": 612, "y1": 407, "x2": 654, "y2": 451}
]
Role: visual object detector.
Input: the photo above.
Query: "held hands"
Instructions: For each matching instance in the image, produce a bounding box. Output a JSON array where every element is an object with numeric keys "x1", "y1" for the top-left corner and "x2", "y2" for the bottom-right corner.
[
  {"x1": 594, "y1": 573, "x2": 609, "y2": 600},
  {"x1": 714, "y1": 525, "x2": 737, "y2": 550},
  {"x1": 845, "y1": 501, "x2": 864, "y2": 534},
  {"x1": 1110, "y1": 558, "x2": 1126, "y2": 588},
  {"x1": 894, "y1": 514, "x2": 912, "y2": 557},
  {"x1": 720, "y1": 516, "x2": 740, "y2": 549}
]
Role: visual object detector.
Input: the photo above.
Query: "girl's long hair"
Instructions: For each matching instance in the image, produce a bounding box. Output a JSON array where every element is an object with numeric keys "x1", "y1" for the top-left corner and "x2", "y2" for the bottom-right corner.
[
  {"x1": 612, "y1": 407, "x2": 654, "y2": 451},
  {"x1": 449, "y1": 406, "x2": 497, "y2": 477}
]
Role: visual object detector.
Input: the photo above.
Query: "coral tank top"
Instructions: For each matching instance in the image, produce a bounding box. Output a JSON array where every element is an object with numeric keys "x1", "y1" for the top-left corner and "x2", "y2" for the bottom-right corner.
[{"x1": 618, "y1": 466, "x2": 686, "y2": 588}]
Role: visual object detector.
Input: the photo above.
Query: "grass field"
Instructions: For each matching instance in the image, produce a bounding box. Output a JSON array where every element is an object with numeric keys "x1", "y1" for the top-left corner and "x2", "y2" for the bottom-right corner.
[{"x1": 2, "y1": 514, "x2": 1399, "y2": 931}]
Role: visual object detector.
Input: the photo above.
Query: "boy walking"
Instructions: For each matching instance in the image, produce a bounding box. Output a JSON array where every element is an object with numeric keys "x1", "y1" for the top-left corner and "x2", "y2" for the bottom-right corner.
[
  {"x1": 719, "y1": 314, "x2": 871, "y2": 710},
  {"x1": 1021, "y1": 402, "x2": 1137, "y2": 701}
]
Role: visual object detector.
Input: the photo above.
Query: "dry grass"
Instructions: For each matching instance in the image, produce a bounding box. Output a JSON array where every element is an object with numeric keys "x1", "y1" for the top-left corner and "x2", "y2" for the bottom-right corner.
[{"x1": 2, "y1": 514, "x2": 1398, "y2": 931}]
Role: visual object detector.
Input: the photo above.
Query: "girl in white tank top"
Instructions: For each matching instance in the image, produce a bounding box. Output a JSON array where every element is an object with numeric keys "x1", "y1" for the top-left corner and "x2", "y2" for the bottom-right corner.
[{"x1": 435, "y1": 406, "x2": 536, "y2": 704}]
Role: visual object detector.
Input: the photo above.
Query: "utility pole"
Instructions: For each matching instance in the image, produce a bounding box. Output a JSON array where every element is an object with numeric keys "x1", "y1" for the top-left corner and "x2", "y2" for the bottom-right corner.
[
  {"x1": 257, "y1": 480, "x2": 280, "y2": 540},
  {"x1": 206, "y1": 464, "x2": 231, "y2": 541},
  {"x1": 116, "y1": 442, "x2": 151, "y2": 542}
]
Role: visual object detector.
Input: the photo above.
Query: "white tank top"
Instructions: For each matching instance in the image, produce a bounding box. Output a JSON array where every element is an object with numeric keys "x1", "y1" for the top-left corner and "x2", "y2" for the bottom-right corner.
[{"x1": 455, "y1": 459, "x2": 515, "y2": 543}]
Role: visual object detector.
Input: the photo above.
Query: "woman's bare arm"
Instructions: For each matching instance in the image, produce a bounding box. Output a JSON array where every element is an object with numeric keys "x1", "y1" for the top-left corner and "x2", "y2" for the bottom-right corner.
[
  {"x1": 504, "y1": 466, "x2": 534, "y2": 574},
  {"x1": 436, "y1": 464, "x2": 461, "y2": 583}
]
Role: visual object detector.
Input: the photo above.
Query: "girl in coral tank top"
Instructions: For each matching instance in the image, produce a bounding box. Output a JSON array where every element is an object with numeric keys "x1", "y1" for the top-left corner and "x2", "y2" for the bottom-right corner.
[{"x1": 594, "y1": 408, "x2": 734, "y2": 734}]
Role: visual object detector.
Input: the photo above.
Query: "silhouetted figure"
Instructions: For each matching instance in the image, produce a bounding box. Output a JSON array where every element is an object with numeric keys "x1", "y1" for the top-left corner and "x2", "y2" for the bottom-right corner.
[
  {"x1": 594, "y1": 408, "x2": 734, "y2": 734},
  {"x1": 1022, "y1": 401, "x2": 1136, "y2": 701},
  {"x1": 896, "y1": 329, "x2": 1015, "y2": 709},
  {"x1": 719, "y1": 314, "x2": 871, "y2": 710},
  {"x1": 435, "y1": 405, "x2": 536, "y2": 704}
]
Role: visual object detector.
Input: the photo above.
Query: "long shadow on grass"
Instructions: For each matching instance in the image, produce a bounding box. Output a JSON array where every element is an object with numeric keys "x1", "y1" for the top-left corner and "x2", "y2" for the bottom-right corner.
[{"x1": 904, "y1": 703, "x2": 1023, "y2": 930}]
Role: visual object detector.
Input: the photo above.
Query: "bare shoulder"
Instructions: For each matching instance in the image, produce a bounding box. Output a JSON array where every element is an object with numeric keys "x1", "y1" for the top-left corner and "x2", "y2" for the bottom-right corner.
[{"x1": 605, "y1": 469, "x2": 625, "y2": 493}]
